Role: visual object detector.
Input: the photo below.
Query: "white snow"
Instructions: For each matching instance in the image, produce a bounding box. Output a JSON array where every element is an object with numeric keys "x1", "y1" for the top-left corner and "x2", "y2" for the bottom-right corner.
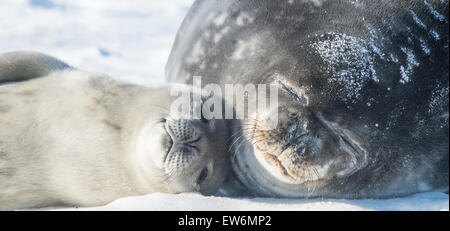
[
  {"x1": 424, "y1": 0, "x2": 447, "y2": 22},
  {"x1": 430, "y1": 29, "x2": 441, "y2": 40},
  {"x1": 309, "y1": 32, "x2": 379, "y2": 103},
  {"x1": 410, "y1": 10, "x2": 427, "y2": 29},
  {"x1": 42, "y1": 192, "x2": 449, "y2": 211},
  {"x1": 0, "y1": 0, "x2": 194, "y2": 86},
  {"x1": 399, "y1": 47, "x2": 420, "y2": 84},
  {"x1": 1, "y1": 0, "x2": 448, "y2": 211},
  {"x1": 420, "y1": 38, "x2": 431, "y2": 55}
]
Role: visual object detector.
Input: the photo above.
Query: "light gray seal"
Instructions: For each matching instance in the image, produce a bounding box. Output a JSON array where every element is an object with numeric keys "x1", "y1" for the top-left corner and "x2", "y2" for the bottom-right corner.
[
  {"x1": 166, "y1": 0, "x2": 449, "y2": 198},
  {"x1": 0, "y1": 51, "x2": 230, "y2": 210}
]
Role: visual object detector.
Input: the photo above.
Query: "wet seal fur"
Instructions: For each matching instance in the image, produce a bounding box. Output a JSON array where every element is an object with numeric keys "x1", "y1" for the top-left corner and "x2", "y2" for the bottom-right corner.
[
  {"x1": 0, "y1": 51, "x2": 230, "y2": 210},
  {"x1": 166, "y1": 0, "x2": 449, "y2": 198}
]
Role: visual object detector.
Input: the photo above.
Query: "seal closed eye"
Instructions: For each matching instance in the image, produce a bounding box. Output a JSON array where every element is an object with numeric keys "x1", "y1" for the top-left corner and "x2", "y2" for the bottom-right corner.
[
  {"x1": 167, "y1": 0, "x2": 449, "y2": 198},
  {"x1": 0, "y1": 51, "x2": 230, "y2": 210}
]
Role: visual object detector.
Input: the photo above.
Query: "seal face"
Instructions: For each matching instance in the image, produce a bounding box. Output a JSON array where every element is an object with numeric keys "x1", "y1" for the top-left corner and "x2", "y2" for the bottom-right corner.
[
  {"x1": 166, "y1": 0, "x2": 449, "y2": 198},
  {"x1": 135, "y1": 88, "x2": 231, "y2": 196},
  {"x1": 164, "y1": 118, "x2": 227, "y2": 194},
  {"x1": 0, "y1": 52, "x2": 230, "y2": 210}
]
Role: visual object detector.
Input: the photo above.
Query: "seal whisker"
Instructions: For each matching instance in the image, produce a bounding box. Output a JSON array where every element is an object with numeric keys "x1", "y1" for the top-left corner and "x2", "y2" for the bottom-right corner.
[
  {"x1": 233, "y1": 135, "x2": 267, "y2": 156},
  {"x1": 226, "y1": 129, "x2": 245, "y2": 143},
  {"x1": 226, "y1": 126, "x2": 260, "y2": 143},
  {"x1": 228, "y1": 134, "x2": 246, "y2": 152}
]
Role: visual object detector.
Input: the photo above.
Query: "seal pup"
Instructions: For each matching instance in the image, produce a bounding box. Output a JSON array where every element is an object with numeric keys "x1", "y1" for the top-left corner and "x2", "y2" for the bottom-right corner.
[
  {"x1": 166, "y1": 0, "x2": 449, "y2": 198},
  {"x1": 0, "y1": 51, "x2": 230, "y2": 210}
]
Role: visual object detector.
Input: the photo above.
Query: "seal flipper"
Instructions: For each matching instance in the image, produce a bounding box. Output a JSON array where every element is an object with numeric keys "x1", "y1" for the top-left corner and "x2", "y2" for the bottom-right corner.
[{"x1": 0, "y1": 51, "x2": 71, "y2": 84}]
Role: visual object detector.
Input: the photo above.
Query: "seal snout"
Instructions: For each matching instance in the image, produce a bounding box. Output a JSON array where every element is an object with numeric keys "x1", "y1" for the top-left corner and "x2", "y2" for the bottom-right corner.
[
  {"x1": 245, "y1": 109, "x2": 369, "y2": 184},
  {"x1": 163, "y1": 119, "x2": 202, "y2": 173},
  {"x1": 165, "y1": 119, "x2": 201, "y2": 144},
  {"x1": 158, "y1": 116, "x2": 229, "y2": 195}
]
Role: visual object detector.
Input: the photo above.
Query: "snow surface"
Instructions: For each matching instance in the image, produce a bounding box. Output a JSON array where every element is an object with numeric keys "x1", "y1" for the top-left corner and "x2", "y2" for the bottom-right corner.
[
  {"x1": 0, "y1": 0, "x2": 193, "y2": 86},
  {"x1": 1, "y1": 0, "x2": 448, "y2": 211},
  {"x1": 45, "y1": 192, "x2": 448, "y2": 211}
]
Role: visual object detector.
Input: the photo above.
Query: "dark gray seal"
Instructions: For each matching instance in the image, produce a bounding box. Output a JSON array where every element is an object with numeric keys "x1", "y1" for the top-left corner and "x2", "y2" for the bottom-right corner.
[{"x1": 166, "y1": 0, "x2": 449, "y2": 198}]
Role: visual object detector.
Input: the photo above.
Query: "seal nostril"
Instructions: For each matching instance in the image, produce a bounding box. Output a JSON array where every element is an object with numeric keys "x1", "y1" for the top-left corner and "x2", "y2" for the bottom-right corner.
[{"x1": 196, "y1": 167, "x2": 208, "y2": 185}]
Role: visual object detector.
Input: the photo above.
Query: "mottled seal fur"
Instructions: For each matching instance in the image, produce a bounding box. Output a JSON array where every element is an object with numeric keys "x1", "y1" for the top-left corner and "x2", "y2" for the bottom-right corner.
[{"x1": 166, "y1": 0, "x2": 449, "y2": 198}]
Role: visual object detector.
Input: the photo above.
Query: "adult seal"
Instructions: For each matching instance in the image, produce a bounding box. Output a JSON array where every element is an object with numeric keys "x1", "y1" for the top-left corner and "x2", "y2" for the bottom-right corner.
[
  {"x1": 166, "y1": 0, "x2": 449, "y2": 198},
  {"x1": 0, "y1": 51, "x2": 230, "y2": 210}
]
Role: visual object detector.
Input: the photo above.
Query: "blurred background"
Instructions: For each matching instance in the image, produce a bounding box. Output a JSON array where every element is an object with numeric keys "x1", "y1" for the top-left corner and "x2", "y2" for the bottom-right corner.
[{"x1": 0, "y1": 0, "x2": 194, "y2": 85}]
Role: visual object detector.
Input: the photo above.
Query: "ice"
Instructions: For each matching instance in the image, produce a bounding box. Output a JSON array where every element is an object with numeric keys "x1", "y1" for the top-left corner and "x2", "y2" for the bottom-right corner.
[
  {"x1": 0, "y1": 0, "x2": 194, "y2": 86},
  {"x1": 44, "y1": 192, "x2": 449, "y2": 211}
]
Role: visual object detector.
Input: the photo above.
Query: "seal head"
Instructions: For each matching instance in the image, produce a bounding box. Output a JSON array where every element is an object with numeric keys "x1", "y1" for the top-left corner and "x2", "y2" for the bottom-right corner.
[
  {"x1": 166, "y1": 0, "x2": 449, "y2": 198},
  {"x1": 133, "y1": 86, "x2": 230, "y2": 195}
]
